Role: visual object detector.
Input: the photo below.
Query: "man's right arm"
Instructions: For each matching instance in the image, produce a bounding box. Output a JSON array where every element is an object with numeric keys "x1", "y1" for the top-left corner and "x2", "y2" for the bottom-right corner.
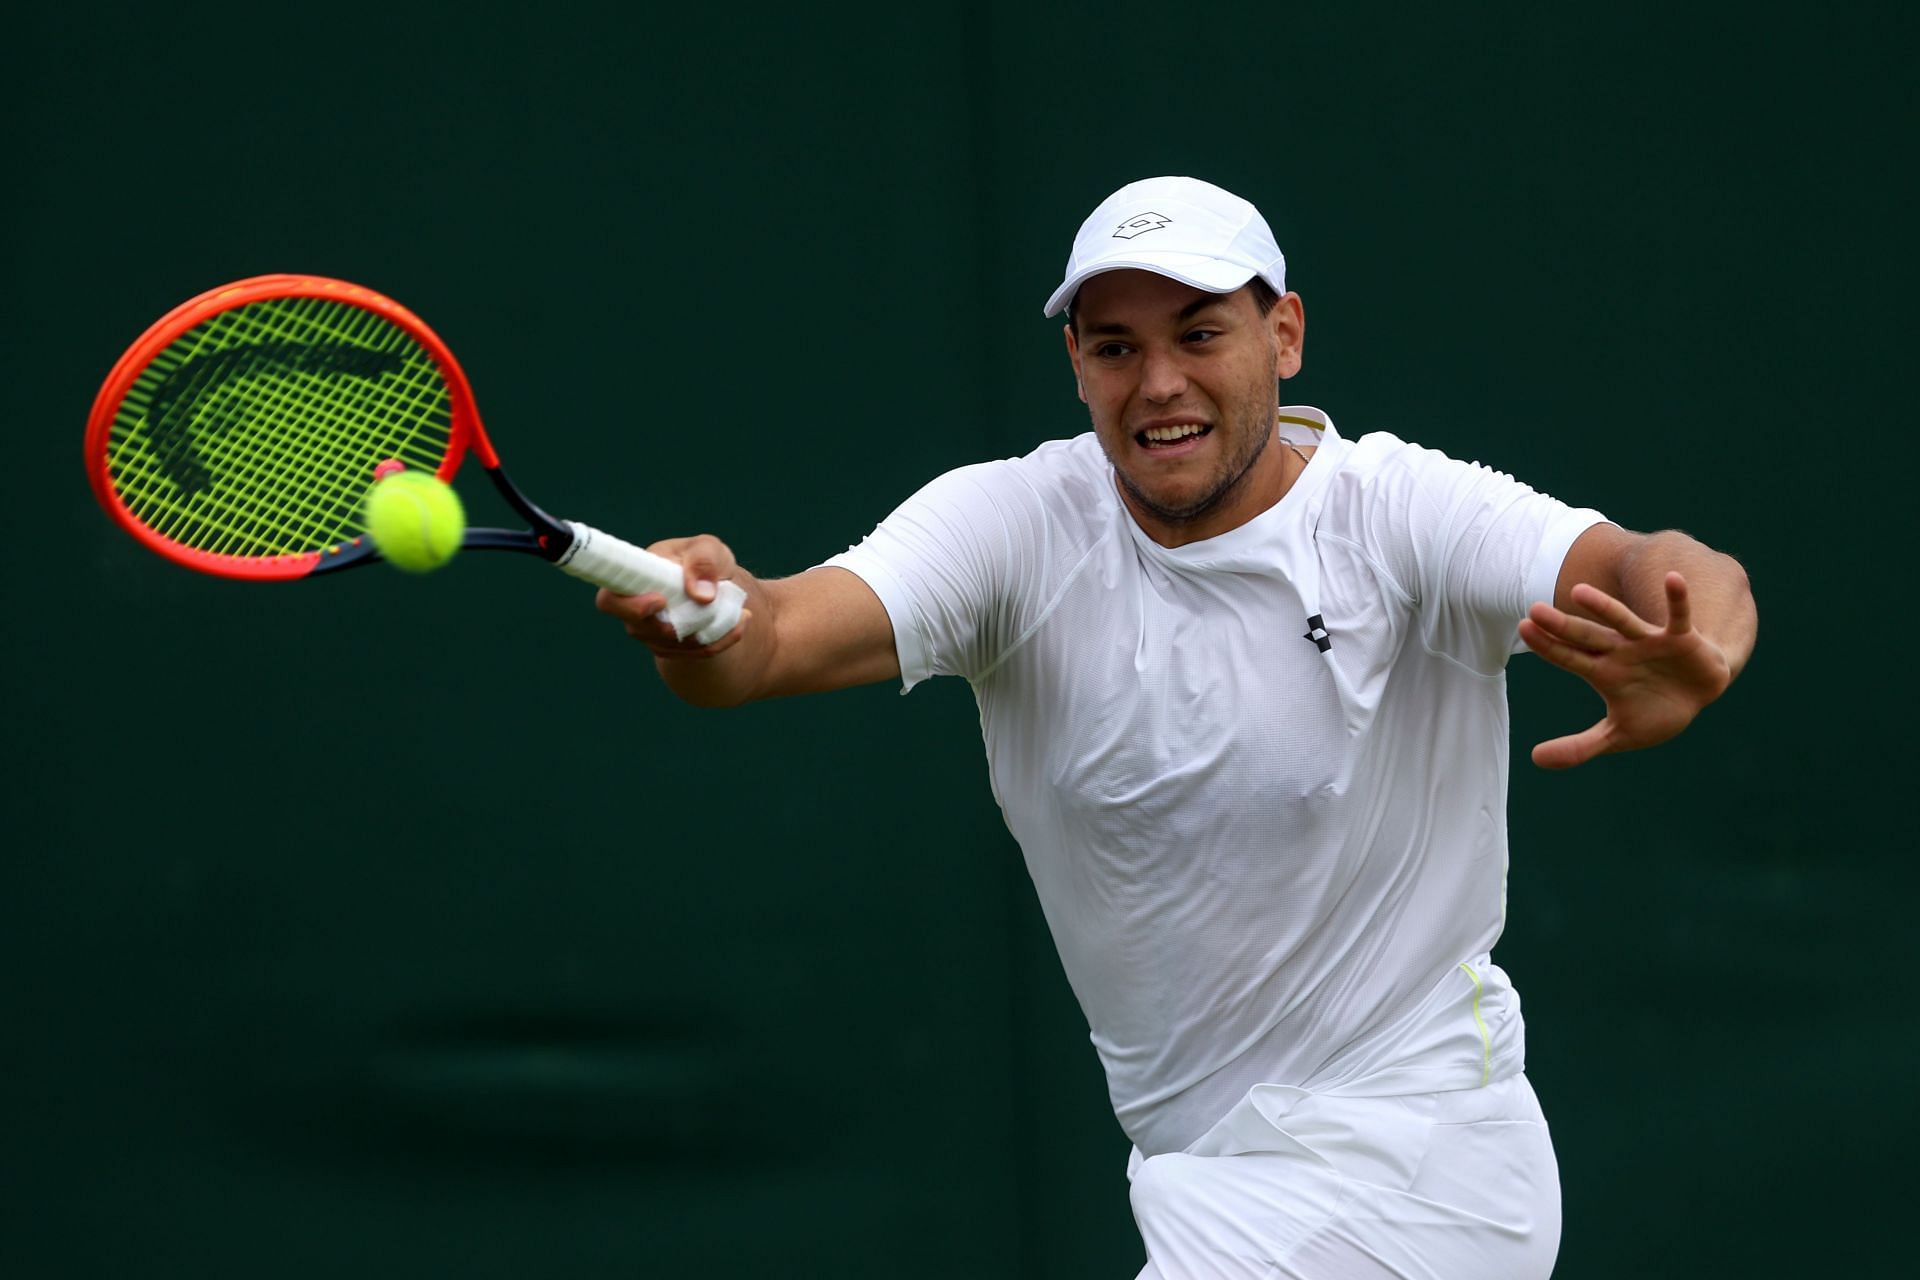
[{"x1": 593, "y1": 533, "x2": 900, "y2": 708}]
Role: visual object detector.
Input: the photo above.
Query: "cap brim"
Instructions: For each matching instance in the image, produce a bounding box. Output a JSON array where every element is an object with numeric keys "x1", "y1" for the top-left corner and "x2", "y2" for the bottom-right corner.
[{"x1": 1042, "y1": 254, "x2": 1259, "y2": 317}]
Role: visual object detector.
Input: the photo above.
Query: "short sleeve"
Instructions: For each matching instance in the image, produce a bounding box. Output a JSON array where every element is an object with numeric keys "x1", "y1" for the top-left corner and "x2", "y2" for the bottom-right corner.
[
  {"x1": 1359, "y1": 444, "x2": 1608, "y2": 672},
  {"x1": 822, "y1": 461, "x2": 1028, "y2": 692}
]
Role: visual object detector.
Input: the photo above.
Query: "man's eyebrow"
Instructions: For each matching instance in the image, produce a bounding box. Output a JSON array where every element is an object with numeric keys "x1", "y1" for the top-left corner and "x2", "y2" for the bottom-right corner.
[
  {"x1": 1083, "y1": 293, "x2": 1233, "y2": 336},
  {"x1": 1178, "y1": 293, "x2": 1232, "y2": 320}
]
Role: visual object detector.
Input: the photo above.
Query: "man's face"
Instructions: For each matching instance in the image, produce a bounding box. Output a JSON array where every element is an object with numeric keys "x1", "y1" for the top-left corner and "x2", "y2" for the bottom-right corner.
[{"x1": 1064, "y1": 271, "x2": 1304, "y2": 547}]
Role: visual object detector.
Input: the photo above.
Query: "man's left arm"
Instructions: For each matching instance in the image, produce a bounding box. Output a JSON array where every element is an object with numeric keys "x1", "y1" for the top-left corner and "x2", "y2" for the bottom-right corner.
[{"x1": 1517, "y1": 524, "x2": 1757, "y2": 770}]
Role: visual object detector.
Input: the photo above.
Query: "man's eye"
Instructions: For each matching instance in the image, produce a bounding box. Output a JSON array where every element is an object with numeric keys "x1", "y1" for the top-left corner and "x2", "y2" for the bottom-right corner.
[
  {"x1": 1184, "y1": 329, "x2": 1220, "y2": 344},
  {"x1": 1095, "y1": 343, "x2": 1131, "y2": 359}
]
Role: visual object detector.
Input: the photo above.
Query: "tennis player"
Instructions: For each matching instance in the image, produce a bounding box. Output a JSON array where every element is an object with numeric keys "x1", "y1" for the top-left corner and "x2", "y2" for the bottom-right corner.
[{"x1": 598, "y1": 176, "x2": 1757, "y2": 1279}]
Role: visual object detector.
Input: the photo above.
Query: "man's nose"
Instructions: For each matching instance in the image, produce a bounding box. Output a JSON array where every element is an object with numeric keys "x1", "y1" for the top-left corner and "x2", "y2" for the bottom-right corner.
[{"x1": 1139, "y1": 347, "x2": 1187, "y2": 402}]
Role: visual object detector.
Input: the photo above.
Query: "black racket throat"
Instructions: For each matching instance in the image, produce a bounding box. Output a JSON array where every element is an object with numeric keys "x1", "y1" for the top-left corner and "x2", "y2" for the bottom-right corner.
[
  {"x1": 312, "y1": 464, "x2": 575, "y2": 574},
  {"x1": 483, "y1": 464, "x2": 574, "y2": 560}
]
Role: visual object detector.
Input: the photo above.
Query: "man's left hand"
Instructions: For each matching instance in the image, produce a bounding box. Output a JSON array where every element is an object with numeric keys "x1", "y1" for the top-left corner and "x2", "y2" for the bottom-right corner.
[{"x1": 1517, "y1": 572, "x2": 1733, "y2": 770}]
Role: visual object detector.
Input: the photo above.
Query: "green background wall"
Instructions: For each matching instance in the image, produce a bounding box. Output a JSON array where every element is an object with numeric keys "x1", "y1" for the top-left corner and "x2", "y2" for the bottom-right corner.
[{"x1": 3, "y1": 5, "x2": 1910, "y2": 1276}]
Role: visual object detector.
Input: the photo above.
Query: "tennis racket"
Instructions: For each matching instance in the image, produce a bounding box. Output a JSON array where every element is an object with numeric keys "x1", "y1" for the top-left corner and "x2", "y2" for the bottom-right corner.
[{"x1": 84, "y1": 274, "x2": 745, "y2": 644}]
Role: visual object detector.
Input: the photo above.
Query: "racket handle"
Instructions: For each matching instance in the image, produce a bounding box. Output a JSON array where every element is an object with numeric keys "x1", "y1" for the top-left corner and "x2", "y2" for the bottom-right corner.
[{"x1": 554, "y1": 520, "x2": 747, "y2": 645}]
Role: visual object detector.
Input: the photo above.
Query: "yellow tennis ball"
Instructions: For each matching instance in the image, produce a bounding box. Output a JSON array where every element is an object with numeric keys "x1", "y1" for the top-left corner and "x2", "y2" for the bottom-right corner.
[{"x1": 364, "y1": 471, "x2": 465, "y2": 573}]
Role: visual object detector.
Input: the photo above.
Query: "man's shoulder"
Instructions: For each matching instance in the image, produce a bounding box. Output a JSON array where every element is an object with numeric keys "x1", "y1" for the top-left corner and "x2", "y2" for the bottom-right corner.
[
  {"x1": 1331, "y1": 429, "x2": 1445, "y2": 473},
  {"x1": 878, "y1": 433, "x2": 1116, "y2": 558},
  {"x1": 1307, "y1": 430, "x2": 1524, "y2": 554},
  {"x1": 950, "y1": 432, "x2": 1114, "y2": 514},
  {"x1": 1009, "y1": 431, "x2": 1111, "y2": 482},
  {"x1": 1317, "y1": 430, "x2": 1489, "y2": 502}
]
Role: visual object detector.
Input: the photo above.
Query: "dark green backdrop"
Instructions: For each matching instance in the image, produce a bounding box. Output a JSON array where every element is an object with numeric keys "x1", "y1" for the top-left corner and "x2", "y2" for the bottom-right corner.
[{"x1": 4, "y1": 5, "x2": 1910, "y2": 1277}]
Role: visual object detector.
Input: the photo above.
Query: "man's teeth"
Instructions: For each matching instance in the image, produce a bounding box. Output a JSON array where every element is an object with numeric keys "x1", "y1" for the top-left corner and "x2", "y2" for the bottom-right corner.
[{"x1": 1143, "y1": 423, "x2": 1206, "y2": 443}]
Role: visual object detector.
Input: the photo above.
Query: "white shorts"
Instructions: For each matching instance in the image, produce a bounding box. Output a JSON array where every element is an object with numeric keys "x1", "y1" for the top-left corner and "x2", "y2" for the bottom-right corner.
[{"x1": 1128, "y1": 1073, "x2": 1560, "y2": 1279}]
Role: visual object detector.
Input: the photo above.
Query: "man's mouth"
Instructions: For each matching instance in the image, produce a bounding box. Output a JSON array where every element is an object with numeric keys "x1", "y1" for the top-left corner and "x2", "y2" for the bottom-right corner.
[{"x1": 1136, "y1": 422, "x2": 1212, "y2": 450}]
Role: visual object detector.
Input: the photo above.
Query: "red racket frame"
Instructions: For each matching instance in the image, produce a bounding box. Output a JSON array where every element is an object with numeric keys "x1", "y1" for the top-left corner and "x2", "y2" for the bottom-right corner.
[{"x1": 84, "y1": 274, "x2": 504, "y2": 581}]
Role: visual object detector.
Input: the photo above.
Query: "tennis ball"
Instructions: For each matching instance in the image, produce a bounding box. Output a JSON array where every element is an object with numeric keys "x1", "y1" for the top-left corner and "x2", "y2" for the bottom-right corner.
[{"x1": 364, "y1": 471, "x2": 465, "y2": 573}]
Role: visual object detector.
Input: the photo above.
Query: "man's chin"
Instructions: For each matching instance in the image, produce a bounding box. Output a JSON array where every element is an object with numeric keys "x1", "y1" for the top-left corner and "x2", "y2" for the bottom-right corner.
[{"x1": 1117, "y1": 473, "x2": 1225, "y2": 526}]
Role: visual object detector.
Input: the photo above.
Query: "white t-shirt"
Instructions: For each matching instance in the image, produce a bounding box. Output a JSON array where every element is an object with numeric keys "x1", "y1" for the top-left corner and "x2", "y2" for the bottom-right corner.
[{"x1": 825, "y1": 407, "x2": 1607, "y2": 1157}]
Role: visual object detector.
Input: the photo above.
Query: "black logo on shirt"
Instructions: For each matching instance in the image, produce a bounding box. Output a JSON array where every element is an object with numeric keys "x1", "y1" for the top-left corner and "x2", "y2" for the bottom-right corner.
[{"x1": 1303, "y1": 614, "x2": 1332, "y2": 652}]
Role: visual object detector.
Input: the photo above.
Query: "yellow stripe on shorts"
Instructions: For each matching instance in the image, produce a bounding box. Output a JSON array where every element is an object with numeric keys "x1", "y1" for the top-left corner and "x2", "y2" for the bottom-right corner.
[{"x1": 1459, "y1": 961, "x2": 1493, "y2": 1086}]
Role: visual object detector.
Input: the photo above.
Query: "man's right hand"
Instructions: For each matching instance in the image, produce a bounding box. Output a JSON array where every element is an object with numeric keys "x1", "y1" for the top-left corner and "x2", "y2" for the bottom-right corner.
[
  {"x1": 593, "y1": 534, "x2": 752, "y2": 659},
  {"x1": 592, "y1": 540, "x2": 899, "y2": 707}
]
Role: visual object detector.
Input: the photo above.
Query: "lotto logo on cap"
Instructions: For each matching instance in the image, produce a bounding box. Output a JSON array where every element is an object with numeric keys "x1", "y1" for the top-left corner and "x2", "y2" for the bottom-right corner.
[
  {"x1": 1112, "y1": 212, "x2": 1172, "y2": 239},
  {"x1": 1043, "y1": 176, "x2": 1288, "y2": 317}
]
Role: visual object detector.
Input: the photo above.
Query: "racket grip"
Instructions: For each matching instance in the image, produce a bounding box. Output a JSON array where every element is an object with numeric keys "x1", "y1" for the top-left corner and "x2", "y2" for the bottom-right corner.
[{"x1": 554, "y1": 520, "x2": 747, "y2": 645}]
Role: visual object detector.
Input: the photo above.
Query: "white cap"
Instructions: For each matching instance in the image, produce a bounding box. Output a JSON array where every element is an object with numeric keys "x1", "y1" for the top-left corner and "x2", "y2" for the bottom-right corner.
[{"x1": 1043, "y1": 176, "x2": 1287, "y2": 318}]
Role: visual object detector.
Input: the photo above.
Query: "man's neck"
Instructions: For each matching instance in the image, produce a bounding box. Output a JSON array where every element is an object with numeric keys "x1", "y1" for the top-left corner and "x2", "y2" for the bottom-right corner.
[{"x1": 1122, "y1": 431, "x2": 1311, "y2": 548}]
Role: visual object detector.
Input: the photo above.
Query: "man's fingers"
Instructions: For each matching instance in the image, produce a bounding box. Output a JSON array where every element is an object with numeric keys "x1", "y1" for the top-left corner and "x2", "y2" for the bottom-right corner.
[
  {"x1": 682, "y1": 609, "x2": 752, "y2": 655},
  {"x1": 681, "y1": 555, "x2": 719, "y2": 604},
  {"x1": 593, "y1": 588, "x2": 682, "y2": 645},
  {"x1": 1569, "y1": 574, "x2": 1693, "y2": 640},
  {"x1": 1664, "y1": 572, "x2": 1693, "y2": 635},
  {"x1": 649, "y1": 534, "x2": 736, "y2": 606},
  {"x1": 1531, "y1": 719, "x2": 1614, "y2": 770},
  {"x1": 1518, "y1": 618, "x2": 1600, "y2": 676},
  {"x1": 595, "y1": 588, "x2": 668, "y2": 622},
  {"x1": 1526, "y1": 602, "x2": 1619, "y2": 652},
  {"x1": 599, "y1": 535, "x2": 747, "y2": 656},
  {"x1": 647, "y1": 608, "x2": 753, "y2": 658},
  {"x1": 1568, "y1": 582, "x2": 1655, "y2": 640}
]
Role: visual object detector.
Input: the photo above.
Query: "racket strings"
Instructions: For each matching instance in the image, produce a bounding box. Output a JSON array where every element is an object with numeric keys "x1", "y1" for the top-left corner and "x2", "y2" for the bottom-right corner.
[
  {"x1": 106, "y1": 296, "x2": 455, "y2": 558},
  {"x1": 112, "y1": 302, "x2": 404, "y2": 555},
  {"x1": 167, "y1": 300, "x2": 444, "y2": 555}
]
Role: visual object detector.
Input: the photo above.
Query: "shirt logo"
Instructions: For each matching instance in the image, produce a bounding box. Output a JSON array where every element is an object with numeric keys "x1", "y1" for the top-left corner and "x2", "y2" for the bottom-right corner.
[
  {"x1": 1303, "y1": 614, "x2": 1332, "y2": 653},
  {"x1": 1111, "y1": 212, "x2": 1170, "y2": 239}
]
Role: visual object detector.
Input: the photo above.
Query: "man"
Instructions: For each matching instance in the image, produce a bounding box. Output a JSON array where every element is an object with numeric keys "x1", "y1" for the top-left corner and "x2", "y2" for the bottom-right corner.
[{"x1": 596, "y1": 177, "x2": 1756, "y2": 1278}]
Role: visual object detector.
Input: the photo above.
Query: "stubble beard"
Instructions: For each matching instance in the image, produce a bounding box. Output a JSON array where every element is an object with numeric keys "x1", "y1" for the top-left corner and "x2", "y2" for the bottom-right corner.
[{"x1": 1104, "y1": 370, "x2": 1281, "y2": 528}]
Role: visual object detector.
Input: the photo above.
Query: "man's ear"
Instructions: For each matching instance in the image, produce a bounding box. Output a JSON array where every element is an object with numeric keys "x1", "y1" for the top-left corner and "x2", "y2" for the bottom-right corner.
[
  {"x1": 1271, "y1": 292, "x2": 1306, "y2": 381},
  {"x1": 1063, "y1": 323, "x2": 1087, "y2": 403}
]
